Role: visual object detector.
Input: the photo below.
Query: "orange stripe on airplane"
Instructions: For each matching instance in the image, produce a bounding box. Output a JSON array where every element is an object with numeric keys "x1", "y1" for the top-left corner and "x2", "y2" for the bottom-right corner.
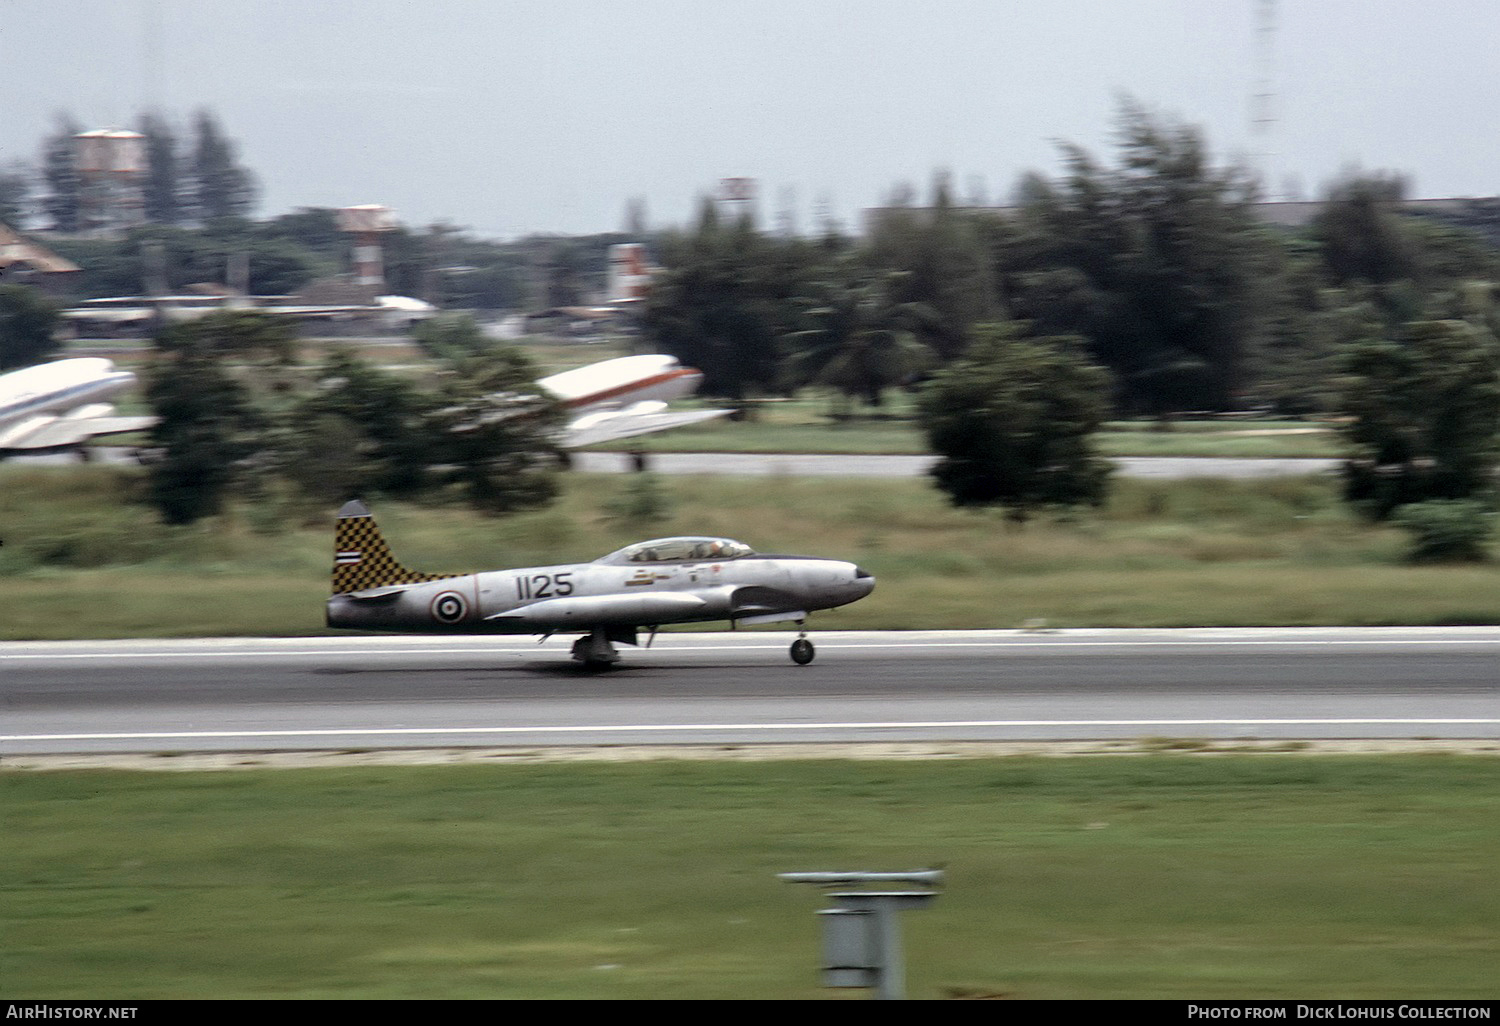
[{"x1": 562, "y1": 367, "x2": 700, "y2": 409}]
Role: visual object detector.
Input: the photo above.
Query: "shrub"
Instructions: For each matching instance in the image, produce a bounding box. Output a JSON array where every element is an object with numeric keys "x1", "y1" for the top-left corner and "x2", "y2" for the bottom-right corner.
[
  {"x1": 601, "y1": 473, "x2": 673, "y2": 527},
  {"x1": 1393, "y1": 499, "x2": 1493, "y2": 563}
]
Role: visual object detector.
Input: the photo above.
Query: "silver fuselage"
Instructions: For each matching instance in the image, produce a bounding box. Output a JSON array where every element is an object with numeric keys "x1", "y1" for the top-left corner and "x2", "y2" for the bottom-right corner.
[{"x1": 326, "y1": 554, "x2": 874, "y2": 634}]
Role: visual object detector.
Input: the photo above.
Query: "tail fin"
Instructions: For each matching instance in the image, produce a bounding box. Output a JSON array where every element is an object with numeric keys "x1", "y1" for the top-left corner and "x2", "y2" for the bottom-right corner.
[{"x1": 332, "y1": 499, "x2": 452, "y2": 595}]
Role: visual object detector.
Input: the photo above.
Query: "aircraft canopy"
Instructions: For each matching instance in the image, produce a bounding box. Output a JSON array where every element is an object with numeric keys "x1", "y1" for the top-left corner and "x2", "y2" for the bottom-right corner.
[{"x1": 597, "y1": 536, "x2": 754, "y2": 565}]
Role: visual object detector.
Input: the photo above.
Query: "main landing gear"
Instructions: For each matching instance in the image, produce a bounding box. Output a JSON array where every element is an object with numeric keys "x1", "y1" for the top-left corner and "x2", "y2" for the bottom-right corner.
[
  {"x1": 569, "y1": 626, "x2": 817, "y2": 667},
  {"x1": 571, "y1": 629, "x2": 621, "y2": 669},
  {"x1": 790, "y1": 633, "x2": 815, "y2": 665}
]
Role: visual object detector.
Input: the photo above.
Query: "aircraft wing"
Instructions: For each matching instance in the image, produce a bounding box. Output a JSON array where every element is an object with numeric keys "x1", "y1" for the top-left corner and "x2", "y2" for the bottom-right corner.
[
  {"x1": 484, "y1": 585, "x2": 808, "y2": 631},
  {"x1": 487, "y1": 591, "x2": 711, "y2": 628},
  {"x1": 0, "y1": 414, "x2": 158, "y2": 451},
  {"x1": 561, "y1": 407, "x2": 731, "y2": 449}
]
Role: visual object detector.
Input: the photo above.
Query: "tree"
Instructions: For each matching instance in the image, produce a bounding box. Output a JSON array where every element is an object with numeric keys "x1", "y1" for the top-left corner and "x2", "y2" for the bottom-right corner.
[
  {"x1": 413, "y1": 312, "x2": 493, "y2": 362},
  {"x1": 144, "y1": 310, "x2": 563, "y2": 522},
  {"x1": 190, "y1": 109, "x2": 257, "y2": 222},
  {"x1": 0, "y1": 162, "x2": 31, "y2": 226},
  {"x1": 139, "y1": 111, "x2": 183, "y2": 226},
  {"x1": 644, "y1": 199, "x2": 817, "y2": 399},
  {"x1": 996, "y1": 101, "x2": 1272, "y2": 415},
  {"x1": 279, "y1": 348, "x2": 434, "y2": 506},
  {"x1": 154, "y1": 308, "x2": 296, "y2": 371},
  {"x1": 40, "y1": 113, "x2": 83, "y2": 233},
  {"x1": 1312, "y1": 173, "x2": 1416, "y2": 290},
  {"x1": 0, "y1": 285, "x2": 60, "y2": 370},
  {"x1": 143, "y1": 311, "x2": 301, "y2": 523},
  {"x1": 419, "y1": 349, "x2": 564, "y2": 515},
  {"x1": 864, "y1": 171, "x2": 998, "y2": 361},
  {"x1": 143, "y1": 323, "x2": 265, "y2": 524},
  {"x1": 782, "y1": 267, "x2": 935, "y2": 411},
  {"x1": 1393, "y1": 499, "x2": 1494, "y2": 563},
  {"x1": 918, "y1": 323, "x2": 1113, "y2": 522},
  {"x1": 1338, "y1": 319, "x2": 1500, "y2": 520},
  {"x1": 1252, "y1": 282, "x2": 1380, "y2": 416},
  {"x1": 259, "y1": 207, "x2": 347, "y2": 264}
]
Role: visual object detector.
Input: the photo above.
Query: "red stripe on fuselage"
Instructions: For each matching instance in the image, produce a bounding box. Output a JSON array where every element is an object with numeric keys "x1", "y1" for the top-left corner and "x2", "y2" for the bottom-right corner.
[{"x1": 563, "y1": 368, "x2": 700, "y2": 410}]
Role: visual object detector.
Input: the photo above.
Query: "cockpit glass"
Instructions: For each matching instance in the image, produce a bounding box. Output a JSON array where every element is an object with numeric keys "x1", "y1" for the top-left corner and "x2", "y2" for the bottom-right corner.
[{"x1": 601, "y1": 537, "x2": 754, "y2": 564}]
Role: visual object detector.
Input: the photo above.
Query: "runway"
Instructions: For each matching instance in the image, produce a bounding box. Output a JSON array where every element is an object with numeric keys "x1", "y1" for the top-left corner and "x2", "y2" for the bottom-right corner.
[{"x1": 4, "y1": 628, "x2": 1497, "y2": 755}]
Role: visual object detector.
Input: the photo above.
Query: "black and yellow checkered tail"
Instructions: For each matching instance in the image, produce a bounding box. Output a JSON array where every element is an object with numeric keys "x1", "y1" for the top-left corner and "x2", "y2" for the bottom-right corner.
[{"x1": 332, "y1": 499, "x2": 455, "y2": 595}]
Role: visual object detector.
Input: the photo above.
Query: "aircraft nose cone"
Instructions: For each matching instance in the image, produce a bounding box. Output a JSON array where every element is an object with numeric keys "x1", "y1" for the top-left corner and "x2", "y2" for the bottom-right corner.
[{"x1": 852, "y1": 565, "x2": 875, "y2": 596}]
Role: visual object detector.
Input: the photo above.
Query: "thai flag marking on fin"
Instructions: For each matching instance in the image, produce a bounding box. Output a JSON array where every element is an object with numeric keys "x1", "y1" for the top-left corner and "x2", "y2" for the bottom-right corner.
[{"x1": 336, "y1": 550, "x2": 362, "y2": 565}]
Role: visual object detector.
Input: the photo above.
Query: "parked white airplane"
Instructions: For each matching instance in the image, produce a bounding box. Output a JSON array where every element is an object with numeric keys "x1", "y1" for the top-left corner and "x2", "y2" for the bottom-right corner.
[
  {"x1": 1, "y1": 352, "x2": 717, "y2": 457},
  {"x1": 540, "y1": 354, "x2": 730, "y2": 449},
  {"x1": 0, "y1": 357, "x2": 156, "y2": 454}
]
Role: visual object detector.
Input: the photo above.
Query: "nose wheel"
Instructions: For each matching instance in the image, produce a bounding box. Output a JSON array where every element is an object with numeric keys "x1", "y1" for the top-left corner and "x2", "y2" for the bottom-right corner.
[{"x1": 789, "y1": 634, "x2": 815, "y2": 665}]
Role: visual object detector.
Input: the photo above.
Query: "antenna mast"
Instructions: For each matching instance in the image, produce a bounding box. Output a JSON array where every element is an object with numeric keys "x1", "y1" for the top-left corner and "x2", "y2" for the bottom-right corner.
[{"x1": 1251, "y1": 0, "x2": 1279, "y2": 198}]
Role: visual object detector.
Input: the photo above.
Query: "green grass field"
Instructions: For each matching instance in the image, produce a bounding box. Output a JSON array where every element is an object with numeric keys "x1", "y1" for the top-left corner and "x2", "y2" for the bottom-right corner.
[
  {"x1": 4, "y1": 465, "x2": 1498, "y2": 639},
  {"x1": 593, "y1": 398, "x2": 1341, "y2": 458},
  {"x1": 3, "y1": 757, "x2": 1496, "y2": 1000}
]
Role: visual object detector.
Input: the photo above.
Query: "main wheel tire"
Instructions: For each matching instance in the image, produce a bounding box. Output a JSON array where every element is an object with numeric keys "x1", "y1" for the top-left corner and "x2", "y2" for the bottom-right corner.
[{"x1": 790, "y1": 638, "x2": 815, "y2": 665}]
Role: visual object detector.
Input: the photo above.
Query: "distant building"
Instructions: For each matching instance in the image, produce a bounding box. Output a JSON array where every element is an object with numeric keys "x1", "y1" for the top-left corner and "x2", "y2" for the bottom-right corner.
[
  {"x1": 336, "y1": 205, "x2": 398, "y2": 291},
  {"x1": 0, "y1": 222, "x2": 81, "y2": 295},
  {"x1": 75, "y1": 129, "x2": 147, "y2": 235},
  {"x1": 1247, "y1": 197, "x2": 1490, "y2": 228},
  {"x1": 290, "y1": 275, "x2": 382, "y2": 310}
]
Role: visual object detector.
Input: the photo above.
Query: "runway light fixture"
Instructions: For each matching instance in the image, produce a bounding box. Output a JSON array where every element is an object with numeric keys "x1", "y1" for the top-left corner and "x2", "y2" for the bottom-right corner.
[{"x1": 778, "y1": 869, "x2": 943, "y2": 999}]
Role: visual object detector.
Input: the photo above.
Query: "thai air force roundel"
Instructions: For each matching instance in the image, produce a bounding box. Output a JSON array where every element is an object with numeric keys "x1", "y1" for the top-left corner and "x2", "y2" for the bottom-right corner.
[{"x1": 431, "y1": 591, "x2": 468, "y2": 624}]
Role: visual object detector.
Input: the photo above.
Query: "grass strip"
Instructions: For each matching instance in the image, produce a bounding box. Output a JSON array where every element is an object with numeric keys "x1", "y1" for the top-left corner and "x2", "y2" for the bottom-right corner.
[
  {"x1": 3, "y1": 756, "x2": 1496, "y2": 999},
  {"x1": 4, "y1": 468, "x2": 1497, "y2": 638}
]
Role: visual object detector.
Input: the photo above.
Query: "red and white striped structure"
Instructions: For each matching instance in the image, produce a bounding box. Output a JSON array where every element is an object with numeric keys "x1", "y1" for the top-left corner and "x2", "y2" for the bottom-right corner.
[{"x1": 337, "y1": 205, "x2": 399, "y2": 290}]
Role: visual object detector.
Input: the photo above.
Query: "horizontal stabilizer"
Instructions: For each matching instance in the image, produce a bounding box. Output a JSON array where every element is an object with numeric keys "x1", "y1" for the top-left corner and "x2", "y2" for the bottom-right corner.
[
  {"x1": 488, "y1": 591, "x2": 708, "y2": 628},
  {"x1": 343, "y1": 585, "x2": 409, "y2": 602},
  {"x1": 0, "y1": 414, "x2": 157, "y2": 451}
]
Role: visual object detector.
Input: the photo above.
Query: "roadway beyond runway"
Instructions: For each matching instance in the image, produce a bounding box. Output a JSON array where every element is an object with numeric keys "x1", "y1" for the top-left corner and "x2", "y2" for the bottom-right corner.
[
  {"x1": 22, "y1": 448, "x2": 1338, "y2": 479},
  {"x1": 571, "y1": 452, "x2": 1338, "y2": 478},
  {"x1": 3, "y1": 628, "x2": 1497, "y2": 755}
]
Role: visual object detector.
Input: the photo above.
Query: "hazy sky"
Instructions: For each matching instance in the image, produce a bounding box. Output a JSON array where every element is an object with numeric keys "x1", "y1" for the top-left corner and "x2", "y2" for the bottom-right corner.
[{"x1": 4, "y1": 1, "x2": 1497, "y2": 239}]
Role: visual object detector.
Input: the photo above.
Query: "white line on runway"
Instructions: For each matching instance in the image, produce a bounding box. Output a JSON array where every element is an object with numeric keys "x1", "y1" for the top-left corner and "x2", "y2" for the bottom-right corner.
[
  {"x1": 11, "y1": 638, "x2": 1500, "y2": 661},
  {"x1": 8, "y1": 718, "x2": 1500, "y2": 743}
]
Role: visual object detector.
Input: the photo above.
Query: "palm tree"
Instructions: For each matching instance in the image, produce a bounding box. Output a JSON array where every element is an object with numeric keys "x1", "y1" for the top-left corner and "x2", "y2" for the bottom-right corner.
[{"x1": 782, "y1": 269, "x2": 937, "y2": 415}]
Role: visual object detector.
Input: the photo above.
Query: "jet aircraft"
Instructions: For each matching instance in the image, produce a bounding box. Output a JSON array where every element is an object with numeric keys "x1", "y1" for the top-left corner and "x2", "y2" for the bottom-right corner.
[
  {"x1": 0, "y1": 357, "x2": 157, "y2": 455},
  {"x1": 325, "y1": 499, "x2": 875, "y2": 666},
  {"x1": 540, "y1": 353, "x2": 730, "y2": 449}
]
